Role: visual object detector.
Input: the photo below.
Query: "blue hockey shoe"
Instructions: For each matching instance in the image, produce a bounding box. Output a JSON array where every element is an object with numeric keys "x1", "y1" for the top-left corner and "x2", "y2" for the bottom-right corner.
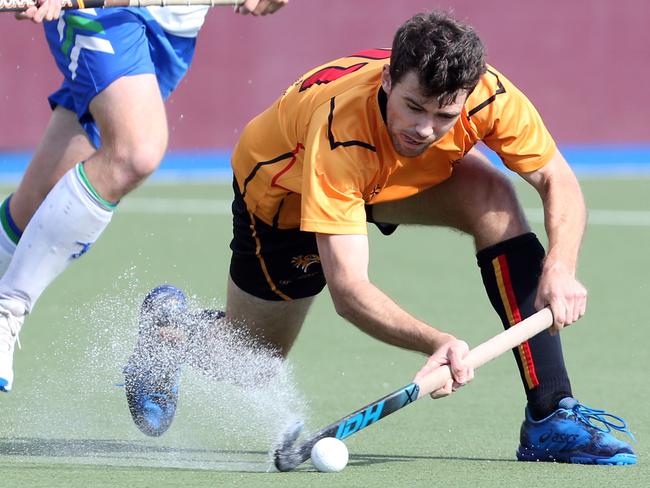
[
  {"x1": 124, "y1": 285, "x2": 189, "y2": 437},
  {"x1": 516, "y1": 397, "x2": 636, "y2": 465}
]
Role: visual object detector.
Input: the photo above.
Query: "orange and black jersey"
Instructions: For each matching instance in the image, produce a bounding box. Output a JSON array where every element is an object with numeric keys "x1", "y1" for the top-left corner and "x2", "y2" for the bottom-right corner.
[{"x1": 232, "y1": 48, "x2": 556, "y2": 235}]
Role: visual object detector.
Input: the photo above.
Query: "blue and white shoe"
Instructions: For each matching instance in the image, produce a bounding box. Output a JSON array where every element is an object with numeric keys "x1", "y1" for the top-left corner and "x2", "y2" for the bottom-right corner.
[
  {"x1": 124, "y1": 285, "x2": 189, "y2": 437},
  {"x1": 517, "y1": 397, "x2": 636, "y2": 465}
]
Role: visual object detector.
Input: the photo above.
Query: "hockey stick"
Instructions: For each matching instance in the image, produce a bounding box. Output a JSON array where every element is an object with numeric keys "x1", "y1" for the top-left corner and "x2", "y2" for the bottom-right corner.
[
  {"x1": 0, "y1": 0, "x2": 241, "y2": 12},
  {"x1": 274, "y1": 307, "x2": 554, "y2": 471}
]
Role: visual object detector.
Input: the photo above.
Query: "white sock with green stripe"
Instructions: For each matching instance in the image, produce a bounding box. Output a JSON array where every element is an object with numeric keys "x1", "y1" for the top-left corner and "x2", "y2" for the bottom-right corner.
[
  {"x1": 0, "y1": 163, "x2": 114, "y2": 315},
  {"x1": 0, "y1": 195, "x2": 21, "y2": 276}
]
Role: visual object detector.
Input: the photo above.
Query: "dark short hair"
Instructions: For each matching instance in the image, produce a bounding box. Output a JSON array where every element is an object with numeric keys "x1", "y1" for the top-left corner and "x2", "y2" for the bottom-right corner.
[{"x1": 390, "y1": 11, "x2": 487, "y2": 106}]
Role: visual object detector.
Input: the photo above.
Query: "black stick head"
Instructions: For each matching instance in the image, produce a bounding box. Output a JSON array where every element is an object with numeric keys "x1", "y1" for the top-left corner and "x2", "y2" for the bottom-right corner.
[
  {"x1": 273, "y1": 420, "x2": 305, "y2": 472},
  {"x1": 274, "y1": 446, "x2": 303, "y2": 472}
]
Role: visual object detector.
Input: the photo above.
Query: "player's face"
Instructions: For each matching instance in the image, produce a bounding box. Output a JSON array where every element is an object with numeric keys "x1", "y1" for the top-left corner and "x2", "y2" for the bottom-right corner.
[{"x1": 381, "y1": 66, "x2": 468, "y2": 158}]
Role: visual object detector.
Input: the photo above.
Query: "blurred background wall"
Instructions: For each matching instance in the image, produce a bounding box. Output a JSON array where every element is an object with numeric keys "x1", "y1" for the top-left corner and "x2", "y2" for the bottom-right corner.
[{"x1": 0, "y1": 0, "x2": 648, "y2": 154}]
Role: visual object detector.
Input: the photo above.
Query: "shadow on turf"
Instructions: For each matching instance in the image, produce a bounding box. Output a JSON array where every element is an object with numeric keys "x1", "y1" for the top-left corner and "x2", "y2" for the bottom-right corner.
[
  {"x1": 0, "y1": 438, "x2": 512, "y2": 471},
  {"x1": 0, "y1": 437, "x2": 262, "y2": 456},
  {"x1": 0, "y1": 437, "x2": 273, "y2": 470},
  {"x1": 348, "y1": 452, "x2": 511, "y2": 466}
]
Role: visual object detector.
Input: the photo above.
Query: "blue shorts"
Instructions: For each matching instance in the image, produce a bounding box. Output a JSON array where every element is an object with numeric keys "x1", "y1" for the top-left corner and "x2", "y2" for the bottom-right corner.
[{"x1": 44, "y1": 8, "x2": 197, "y2": 147}]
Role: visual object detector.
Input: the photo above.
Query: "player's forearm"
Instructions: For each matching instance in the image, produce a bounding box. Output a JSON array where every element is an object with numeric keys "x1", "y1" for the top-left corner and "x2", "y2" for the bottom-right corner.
[
  {"x1": 524, "y1": 151, "x2": 587, "y2": 273},
  {"x1": 329, "y1": 279, "x2": 451, "y2": 355},
  {"x1": 541, "y1": 171, "x2": 586, "y2": 273}
]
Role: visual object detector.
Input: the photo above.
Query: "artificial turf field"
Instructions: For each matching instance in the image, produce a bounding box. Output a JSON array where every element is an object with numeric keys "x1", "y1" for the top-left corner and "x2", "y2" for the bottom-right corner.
[{"x1": 0, "y1": 176, "x2": 648, "y2": 487}]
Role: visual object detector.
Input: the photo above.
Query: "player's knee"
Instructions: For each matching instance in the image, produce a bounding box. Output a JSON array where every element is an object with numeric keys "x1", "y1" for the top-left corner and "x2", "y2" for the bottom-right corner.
[
  {"x1": 126, "y1": 142, "x2": 166, "y2": 182},
  {"x1": 482, "y1": 169, "x2": 520, "y2": 211},
  {"x1": 465, "y1": 169, "x2": 528, "y2": 241},
  {"x1": 107, "y1": 141, "x2": 166, "y2": 188}
]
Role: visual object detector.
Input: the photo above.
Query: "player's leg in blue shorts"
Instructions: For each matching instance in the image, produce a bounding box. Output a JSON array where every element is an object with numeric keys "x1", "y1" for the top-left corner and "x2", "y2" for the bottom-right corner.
[
  {"x1": 43, "y1": 7, "x2": 197, "y2": 147},
  {"x1": 0, "y1": 9, "x2": 199, "y2": 393}
]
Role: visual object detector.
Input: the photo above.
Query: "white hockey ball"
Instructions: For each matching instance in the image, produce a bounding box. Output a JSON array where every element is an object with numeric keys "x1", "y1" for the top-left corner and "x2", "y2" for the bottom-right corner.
[{"x1": 310, "y1": 437, "x2": 349, "y2": 473}]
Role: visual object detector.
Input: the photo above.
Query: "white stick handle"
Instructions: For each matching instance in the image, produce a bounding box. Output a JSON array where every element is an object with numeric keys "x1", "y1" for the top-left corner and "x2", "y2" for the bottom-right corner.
[
  {"x1": 127, "y1": 0, "x2": 241, "y2": 5},
  {"x1": 415, "y1": 308, "x2": 554, "y2": 399},
  {"x1": 0, "y1": 0, "x2": 241, "y2": 12}
]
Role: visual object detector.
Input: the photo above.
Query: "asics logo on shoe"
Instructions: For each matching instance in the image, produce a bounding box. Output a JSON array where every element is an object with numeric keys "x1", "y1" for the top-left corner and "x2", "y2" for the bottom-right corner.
[
  {"x1": 539, "y1": 431, "x2": 580, "y2": 444},
  {"x1": 517, "y1": 399, "x2": 636, "y2": 464}
]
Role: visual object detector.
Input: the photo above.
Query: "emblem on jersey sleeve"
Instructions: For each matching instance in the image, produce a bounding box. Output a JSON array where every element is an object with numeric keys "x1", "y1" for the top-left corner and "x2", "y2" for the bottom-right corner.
[{"x1": 299, "y1": 63, "x2": 367, "y2": 92}]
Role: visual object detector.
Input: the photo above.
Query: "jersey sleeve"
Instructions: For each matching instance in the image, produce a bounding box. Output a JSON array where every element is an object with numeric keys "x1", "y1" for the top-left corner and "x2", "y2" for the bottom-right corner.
[
  {"x1": 299, "y1": 103, "x2": 372, "y2": 235},
  {"x1": 476, "y1": 70, "x2": 557, "y2": 174}
]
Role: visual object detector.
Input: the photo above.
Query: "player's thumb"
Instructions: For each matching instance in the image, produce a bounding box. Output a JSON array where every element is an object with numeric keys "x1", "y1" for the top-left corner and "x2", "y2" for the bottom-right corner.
[
  {"x1": 412, "y1": 353, "x2": 446, "y2": 383},
  {"x1": 447, "y1": 343, "x2": 470, "y2": 385}
]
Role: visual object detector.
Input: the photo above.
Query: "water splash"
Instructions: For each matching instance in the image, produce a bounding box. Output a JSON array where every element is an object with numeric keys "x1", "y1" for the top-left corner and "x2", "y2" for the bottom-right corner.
[{"x1": 0, "y1": 270, "x2": 309, "y2": 471}]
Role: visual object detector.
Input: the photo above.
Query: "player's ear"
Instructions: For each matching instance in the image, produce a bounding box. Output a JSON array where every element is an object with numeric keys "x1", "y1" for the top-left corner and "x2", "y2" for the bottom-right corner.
[{"x1": 381, "y1": 64, "x2": 392, "y2": 95}]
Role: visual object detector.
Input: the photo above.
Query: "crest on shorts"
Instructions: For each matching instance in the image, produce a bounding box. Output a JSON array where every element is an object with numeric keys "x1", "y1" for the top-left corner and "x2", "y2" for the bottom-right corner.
[{"x1": 291, "y1": 254, "x2": 321, "y2": 272}]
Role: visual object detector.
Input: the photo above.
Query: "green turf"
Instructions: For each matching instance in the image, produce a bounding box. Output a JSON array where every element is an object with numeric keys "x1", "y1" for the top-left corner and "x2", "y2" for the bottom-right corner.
[{"x1": 0, "y1": 177, "x2": 648, "y2": 487}]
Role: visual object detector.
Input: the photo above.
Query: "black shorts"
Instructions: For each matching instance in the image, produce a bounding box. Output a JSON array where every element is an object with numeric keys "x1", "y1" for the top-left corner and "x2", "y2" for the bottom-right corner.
[{"x1": 229, "y1": 180, "x2": 398, "y2": 301}]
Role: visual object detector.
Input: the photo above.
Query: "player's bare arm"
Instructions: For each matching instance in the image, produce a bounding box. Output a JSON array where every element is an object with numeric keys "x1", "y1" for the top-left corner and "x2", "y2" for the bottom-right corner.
[
  {"x1": 14, "y1": 0, "x2": 61, "y2": 23},
  {"x1": 315, "y1": 232, "x2": 472, "y2": 396},
  {"x1": 520, "y1": 149, "x2": 588, "y2": 332}
]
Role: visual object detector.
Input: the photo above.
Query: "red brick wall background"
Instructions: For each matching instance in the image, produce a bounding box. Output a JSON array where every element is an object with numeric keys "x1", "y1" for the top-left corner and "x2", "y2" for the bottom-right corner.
[{"x1": 0, "y1": 0, "x2": 648, "y2": 150}]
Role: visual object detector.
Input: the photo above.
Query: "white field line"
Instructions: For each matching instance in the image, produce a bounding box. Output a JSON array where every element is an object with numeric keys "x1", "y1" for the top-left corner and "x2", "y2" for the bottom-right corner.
[
  {"x1": 523, "y1": 208, "x2": 650, "y2": 227},
  {"x1": 120, "y1": 197, "x2": 232, "y2": 215},
  {"x1": 119, "y1": 197, "x2": 650, "y2": 227}
]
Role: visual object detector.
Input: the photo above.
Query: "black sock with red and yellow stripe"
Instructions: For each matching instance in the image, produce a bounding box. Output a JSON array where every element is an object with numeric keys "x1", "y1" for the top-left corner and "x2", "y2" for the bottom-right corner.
[{"x1": 476, "y1": 232, "x2": 572, "y2": 420}]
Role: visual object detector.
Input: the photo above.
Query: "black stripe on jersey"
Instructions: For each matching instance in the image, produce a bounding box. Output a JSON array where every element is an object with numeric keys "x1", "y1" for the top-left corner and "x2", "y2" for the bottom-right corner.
[
  {"x1": 272, "y1": 196, "x2": 286, "y2": 229},
  {"x1": 327, "y1": 97, "x2": 376, "y2": 152},
  {"x1": 378, "y1": 87, "x2": 388, "y2": 123},
  {"x1": 241, "y1": 152, "x2": 295, "y2": 199},
  {"x1": 467, "y1": 69, "x2": 506, "y2": 118}
]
